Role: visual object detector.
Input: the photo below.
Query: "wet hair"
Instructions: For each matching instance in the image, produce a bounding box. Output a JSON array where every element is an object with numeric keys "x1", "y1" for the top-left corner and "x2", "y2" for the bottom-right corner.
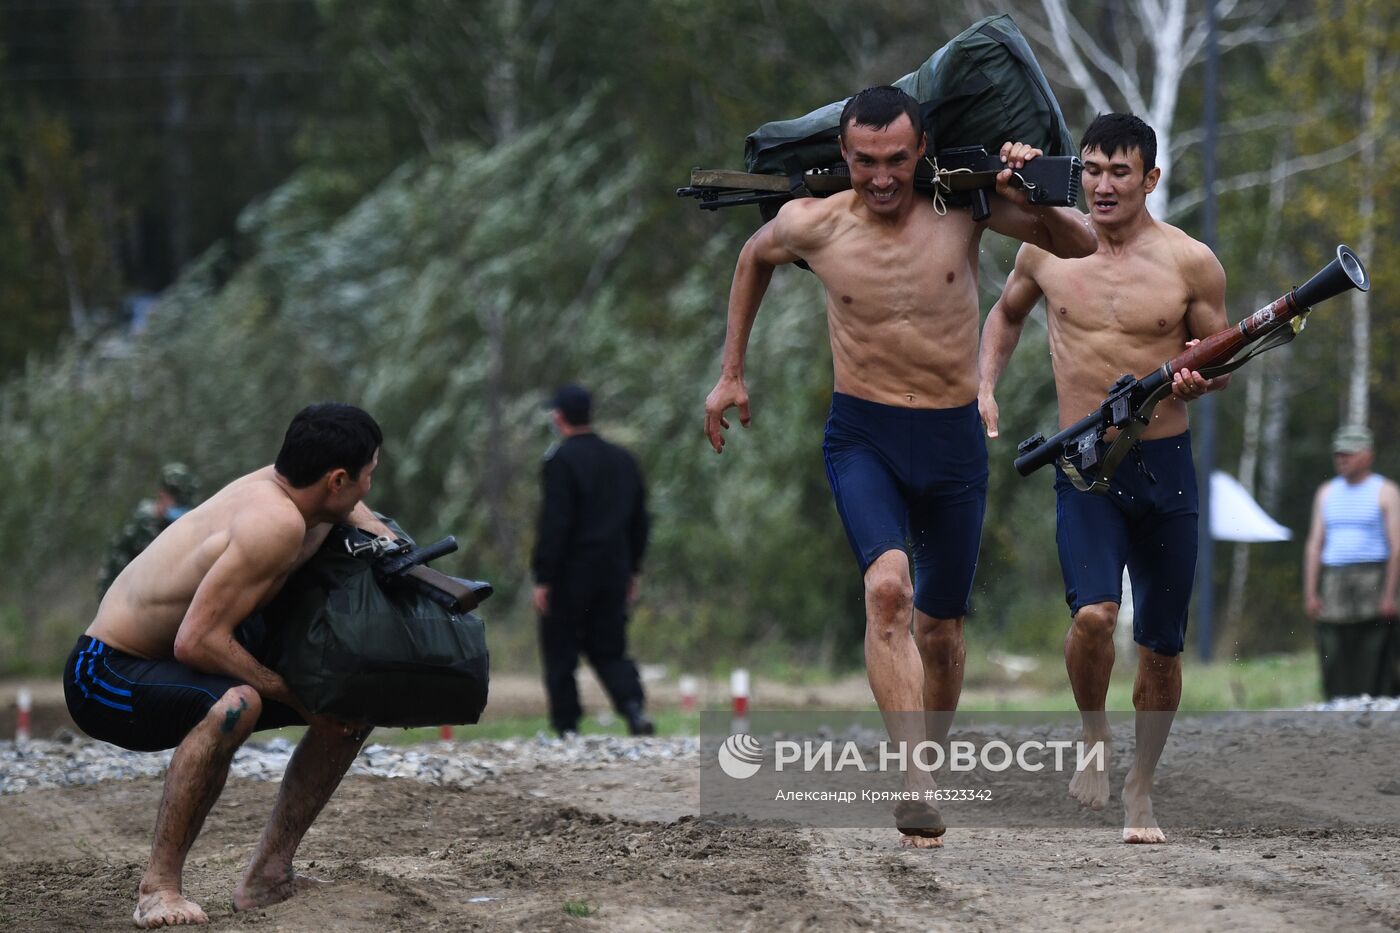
[
  {"x1": 274, "y1": 403, "x2": 383, "y2": 488},
  {"x1": 839, "y1": 86, "x2": 922, "y2": 143},
  {"x1": 1080, "y1": 113, "x2": 1156, "y2": 173}
]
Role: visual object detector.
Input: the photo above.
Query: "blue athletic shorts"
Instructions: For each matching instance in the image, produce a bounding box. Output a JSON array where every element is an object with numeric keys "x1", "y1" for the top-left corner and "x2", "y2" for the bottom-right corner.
[
  {"x1": 1054, "y1": 432, "x2": 1199, "y2": 657},
  {"x1": 822, "y1": 393, "x2": 988, "y2": 619},
  {"x1": 63, "y1": 615, "x2": 303, "y2": 752}
]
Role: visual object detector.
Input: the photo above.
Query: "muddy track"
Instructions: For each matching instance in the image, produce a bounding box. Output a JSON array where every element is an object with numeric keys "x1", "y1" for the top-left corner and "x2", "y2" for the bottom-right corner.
[{"x1": 3, "y1": 747, "x2": 1399, "y2": 932}]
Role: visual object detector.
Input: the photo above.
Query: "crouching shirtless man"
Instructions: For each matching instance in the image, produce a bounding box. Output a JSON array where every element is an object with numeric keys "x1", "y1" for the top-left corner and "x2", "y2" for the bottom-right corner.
[
  {"x1": 64, "y1": 402, "x2": 395, "y2": 926},
  {"x1": 979, "y1": 114, "x2": 1229, "y2": 843}
]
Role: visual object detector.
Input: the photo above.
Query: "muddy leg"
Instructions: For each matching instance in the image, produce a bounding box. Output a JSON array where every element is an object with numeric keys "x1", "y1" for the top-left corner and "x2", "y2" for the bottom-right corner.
[
  {"x1": 233, "y1": 721, "x2": 368, "y2": 911},
  {"x1": 134, "y1": 686, "x2": 260, "y2": 929},
  {"x1": 1065, "y1": 602, "x2": 1116, "y2": 811},
  {"x1": 1123, "y1": 646, "x2": 1180, "y2": 844},
  {"x1": 862, "y1": 551, "x2": 942, "y2": 848}
]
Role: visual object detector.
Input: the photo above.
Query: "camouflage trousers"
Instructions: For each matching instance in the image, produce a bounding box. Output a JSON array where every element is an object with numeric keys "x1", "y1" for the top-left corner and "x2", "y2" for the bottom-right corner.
[{"x1": 1316, "y1": 562, "x2": 1396, "y2": 700}]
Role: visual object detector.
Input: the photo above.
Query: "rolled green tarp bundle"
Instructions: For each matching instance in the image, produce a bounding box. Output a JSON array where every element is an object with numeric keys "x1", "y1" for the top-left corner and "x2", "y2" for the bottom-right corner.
[{"x1": 744, "y1": 14, "x2": 1075, "y2": 177}]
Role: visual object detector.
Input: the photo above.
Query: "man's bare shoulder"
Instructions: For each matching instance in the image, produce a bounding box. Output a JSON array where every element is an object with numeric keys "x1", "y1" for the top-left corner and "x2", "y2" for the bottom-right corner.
[
  {"x1": 1012, "y1": 239, "x2": 1058, "y2": 278},
  {"x1": 773, "y1": 193, "x2": 846, "y2": 250},
  {"x1": 217, "y1": 473, "x2": 307, "y2": 559},
  {"x1": 1156, "y1": 221, "x2": 1224, "y2": 286},
  {"x1": 1315, "y1": 478, "x2": 1335, "y2": 507}
]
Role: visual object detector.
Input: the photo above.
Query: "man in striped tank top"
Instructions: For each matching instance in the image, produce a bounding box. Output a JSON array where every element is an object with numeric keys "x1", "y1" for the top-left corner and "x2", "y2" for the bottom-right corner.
[{"x1": 1304, "y1": 424, "x2": 1400, "y2": 699}]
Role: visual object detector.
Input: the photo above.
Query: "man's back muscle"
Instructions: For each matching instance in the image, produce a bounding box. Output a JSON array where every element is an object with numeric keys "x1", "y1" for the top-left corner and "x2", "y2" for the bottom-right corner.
[{"x1": 89, "y1": 468, "x2": 309, "y2": 659}]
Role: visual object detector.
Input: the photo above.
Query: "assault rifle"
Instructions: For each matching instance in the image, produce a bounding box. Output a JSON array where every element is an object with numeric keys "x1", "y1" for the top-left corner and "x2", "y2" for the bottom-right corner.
[
  {"x1": 677, "y1": 146, "x2": 1081, "y2": 222},
  {"x1": 345, "y1": 529, "x2": 494, "y2": 614},
  {"x1": 1014, "y1": 245, "x2": 1371, "y2": 492}
]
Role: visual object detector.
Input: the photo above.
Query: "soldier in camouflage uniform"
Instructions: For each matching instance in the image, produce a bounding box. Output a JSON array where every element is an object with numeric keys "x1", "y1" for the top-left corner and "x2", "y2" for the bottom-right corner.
[{"x1": 98, "y1": 463, "x2": 201, "y2": 595}]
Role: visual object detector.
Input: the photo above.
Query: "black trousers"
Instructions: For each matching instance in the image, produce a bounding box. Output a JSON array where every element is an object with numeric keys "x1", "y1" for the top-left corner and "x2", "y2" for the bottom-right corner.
[
  {"x1": 1316, "y1": 619, "x2": 1398, "y2": 700},
  {"x1": 539, "y1": 567, "x2": 645, "y2": 733}
]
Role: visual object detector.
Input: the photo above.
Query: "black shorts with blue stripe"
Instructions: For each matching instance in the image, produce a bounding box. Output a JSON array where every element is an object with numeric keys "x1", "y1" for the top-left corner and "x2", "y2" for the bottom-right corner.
[{"x1": 63, "y1": 618, "x2": 303, "y2": 752}]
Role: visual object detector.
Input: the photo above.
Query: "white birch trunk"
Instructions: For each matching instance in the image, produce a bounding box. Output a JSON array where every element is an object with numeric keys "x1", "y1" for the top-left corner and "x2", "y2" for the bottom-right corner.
[{"x1": 1346, "y1": 45, "x2": 1377, "y2": 427}]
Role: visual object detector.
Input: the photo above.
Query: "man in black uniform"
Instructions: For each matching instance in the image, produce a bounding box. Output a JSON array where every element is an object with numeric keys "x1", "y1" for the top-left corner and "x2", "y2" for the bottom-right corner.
[{"x1": 532, "y1": 384, "x2": 653, "y2": 736}]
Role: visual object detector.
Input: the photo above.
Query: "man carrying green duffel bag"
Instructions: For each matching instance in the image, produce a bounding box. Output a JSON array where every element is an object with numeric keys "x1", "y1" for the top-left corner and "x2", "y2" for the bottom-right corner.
[
  {"x1": 64, "y1": 402, "x2": 401, "y2": 927},
  {"x1": 263, "y1": 521, "x2": 492, "y2": 728}
]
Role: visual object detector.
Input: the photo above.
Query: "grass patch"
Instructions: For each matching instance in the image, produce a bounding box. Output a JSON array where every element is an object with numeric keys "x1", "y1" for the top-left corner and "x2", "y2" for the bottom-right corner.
[
  {"x1": 563, "y1": 901, "x2": 593, "y2": 917},
  {"x1": 251, "y1": 653, "x2": 1323, "y2": 746},
  {"x1": 958, "y1": 651, "x2": 1321, "y2": 711}
]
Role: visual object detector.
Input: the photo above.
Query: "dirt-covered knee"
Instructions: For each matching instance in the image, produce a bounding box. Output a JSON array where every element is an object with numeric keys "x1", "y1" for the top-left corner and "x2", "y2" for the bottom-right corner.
[
  {"x1": 865, "y1": 573, "x2": 913, "y2": 632},
  {"x1": 209, "y1": 685, "x2": 261, "y2": 738}
]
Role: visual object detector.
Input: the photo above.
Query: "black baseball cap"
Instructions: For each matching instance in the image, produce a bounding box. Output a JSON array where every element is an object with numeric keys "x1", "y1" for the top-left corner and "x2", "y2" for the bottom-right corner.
[{"x1": 548, "y1": 384, "x2": 592, "y2": 426}]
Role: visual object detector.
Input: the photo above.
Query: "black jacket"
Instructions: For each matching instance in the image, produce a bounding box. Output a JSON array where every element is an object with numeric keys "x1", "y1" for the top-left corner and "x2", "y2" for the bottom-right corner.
[{"x1": 532, "y1": 432, "x2": 649, "y2": 585}]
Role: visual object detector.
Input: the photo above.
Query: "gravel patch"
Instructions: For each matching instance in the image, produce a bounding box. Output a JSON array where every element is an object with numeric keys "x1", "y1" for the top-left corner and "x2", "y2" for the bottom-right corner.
[{"x1": 0, "y1": 732, "x2": 699, "y2": 796}]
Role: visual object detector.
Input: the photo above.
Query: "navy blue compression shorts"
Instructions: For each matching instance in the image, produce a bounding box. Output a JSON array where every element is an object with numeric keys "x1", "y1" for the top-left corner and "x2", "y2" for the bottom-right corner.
[
  {"x1": 822, "y1": 393, "x2": 988, "y2": 619},
  {"x1": 1054, "y1": 431, "x2": 1198, "y2": 657},
  {"x1": 63, "y1": 615, "x2": 303, "y2": 752}
]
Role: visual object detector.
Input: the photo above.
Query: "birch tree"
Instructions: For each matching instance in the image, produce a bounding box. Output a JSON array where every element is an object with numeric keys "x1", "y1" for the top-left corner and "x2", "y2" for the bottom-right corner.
[
  {"x1": 1010, "y1": 0, "x2": 1297, "y2": 217},
  {"x1": 1274, "y1": 0, "x2": 1400, "y2": 429}
]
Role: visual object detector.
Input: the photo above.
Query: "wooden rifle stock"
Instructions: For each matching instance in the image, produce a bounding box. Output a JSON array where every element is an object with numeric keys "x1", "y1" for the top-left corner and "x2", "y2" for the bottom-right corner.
[{"x1": 1160, "y1": 292, "x2": 1298, "y2": 382}]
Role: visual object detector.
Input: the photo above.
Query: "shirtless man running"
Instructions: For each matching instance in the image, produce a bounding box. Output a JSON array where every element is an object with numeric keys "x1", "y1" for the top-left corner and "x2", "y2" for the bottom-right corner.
[
  {"x1": 978, "y1": 113, "x2": 1229, "y2": 843},
  {"x1": 64, "y1": 402, "x2": 394, "y2": 926},
  {"x1": 703, "y1": 86, "x2": 1096, "y2": 847}
]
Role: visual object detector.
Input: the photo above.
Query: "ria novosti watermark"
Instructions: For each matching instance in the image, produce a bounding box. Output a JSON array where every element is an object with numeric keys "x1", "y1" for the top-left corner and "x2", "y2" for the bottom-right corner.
[
  {"x1": 718, "y1": 733, "x2": 1103, "y2": 780},
  {"x1": 700, "y1": 710, "x2": 1400, "y2": 830}
]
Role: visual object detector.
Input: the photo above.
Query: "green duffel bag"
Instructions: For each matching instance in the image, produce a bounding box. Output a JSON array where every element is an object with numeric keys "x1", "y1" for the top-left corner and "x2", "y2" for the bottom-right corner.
[
  {"x1": 262, "y1": 525, "x2": 490, "y2": 727},
  {"x1": 744, "y1": 14, "x2": 1075, "y2": 176}
]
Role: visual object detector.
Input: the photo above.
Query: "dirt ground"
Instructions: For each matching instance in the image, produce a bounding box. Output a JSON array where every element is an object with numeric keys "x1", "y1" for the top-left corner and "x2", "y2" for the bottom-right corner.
[
  {"x1": 5, "y1": 679, "x2": 1399, "y2": 931},
  {"x1": 3, "y1": 728, "x2": 1400, "y2": 932}
]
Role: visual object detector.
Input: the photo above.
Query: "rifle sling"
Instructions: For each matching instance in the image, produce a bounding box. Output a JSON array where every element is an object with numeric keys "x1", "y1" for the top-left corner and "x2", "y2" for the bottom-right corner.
[{"x1": 1058, "y1": 315, "x2": 1306, "y2": 493}]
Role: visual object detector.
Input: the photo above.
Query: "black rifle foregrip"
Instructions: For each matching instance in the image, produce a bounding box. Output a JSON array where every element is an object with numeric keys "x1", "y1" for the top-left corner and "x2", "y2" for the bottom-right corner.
[
  {"x1": 1014, "y1": 409, "x2": 1101, "y2": 476},
  {"x1": 376, "y1": 536, "x2": 459, "y2": 576}
]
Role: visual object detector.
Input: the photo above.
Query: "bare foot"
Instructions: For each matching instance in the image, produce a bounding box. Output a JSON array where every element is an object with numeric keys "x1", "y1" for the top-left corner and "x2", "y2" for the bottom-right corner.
[
  {"x1": 1067, "y1": 734, "x2": 1110, "y2": 810},
  {"x1": 894, "y1": 799, "x2": 945, "y2": 849},
  {"x1": 232, "y1": 871, "x2": 330, "y2": 912},
  {"x1": 899, "y1": 833, "x2": 944, "y2": 849},
  {"x1": 133, "y1": 889, "x2": 208, "y2": 928},
  {"x1": 1121, "y1": 766, "x2": 1166, "y2": 844}
]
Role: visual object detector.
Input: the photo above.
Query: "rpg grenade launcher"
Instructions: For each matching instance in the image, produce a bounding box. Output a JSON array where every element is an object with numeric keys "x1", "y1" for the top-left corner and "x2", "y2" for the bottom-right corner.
[{"x1": 1014, "y1": 245, "x2": 1371, "y2": 492}]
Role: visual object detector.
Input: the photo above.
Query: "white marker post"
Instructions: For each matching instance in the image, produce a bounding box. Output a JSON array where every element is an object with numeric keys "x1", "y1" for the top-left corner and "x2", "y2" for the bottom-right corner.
[
  {"x1": 678, "y1": 675, "x2": 698, "y2": 714},
  {"x1": 730, "y1": 669, "x2": 749, "y2": 735},
  {"x1": 16, "y1": 687, "x2": 32, "y2": 743}
]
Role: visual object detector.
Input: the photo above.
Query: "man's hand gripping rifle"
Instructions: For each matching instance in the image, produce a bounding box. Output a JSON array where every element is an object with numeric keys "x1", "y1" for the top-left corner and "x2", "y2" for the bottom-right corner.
[
  {"x1": 1014, "y1": 245, "x2": 1370, "y2": 492},
  {"x1": 346, "y1": 530, "x2": 494, "y2": 614}
]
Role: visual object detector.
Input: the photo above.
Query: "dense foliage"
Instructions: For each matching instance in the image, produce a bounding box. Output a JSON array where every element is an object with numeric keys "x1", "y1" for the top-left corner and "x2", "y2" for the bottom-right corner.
[{"x1": 1, "y1": 0, "x2": 1395, "y2": 674}]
